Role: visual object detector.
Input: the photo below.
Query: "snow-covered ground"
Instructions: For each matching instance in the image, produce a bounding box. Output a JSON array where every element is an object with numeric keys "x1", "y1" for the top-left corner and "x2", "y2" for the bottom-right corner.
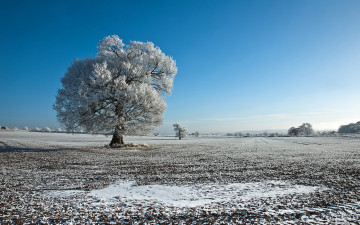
[
  {"x1": 0, "y1": 132, "x2": 359, "y2": 224},
  {"x1": 45, "y1": 180, "x2": 325, "y2": 208},
  {"x1": 0, "y1": 131, "x2": 242, "y2": 147},
  {"x1": 0, "y1": 131, "x2": 112, "y2": 147}
]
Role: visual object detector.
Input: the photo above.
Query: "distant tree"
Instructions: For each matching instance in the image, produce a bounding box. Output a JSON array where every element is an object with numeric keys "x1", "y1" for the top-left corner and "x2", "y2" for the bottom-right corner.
[
  {"x1": 34, "y1": 127, "x2": 40, "y2": 132},
  {"x1": 269, "y1": 133, "x2": 278, "y2": 137},
  {"x1": 234, "y1": 132, "x2": 243, "y2": 137},
  {"x1": 194, "y1": 131, "x2": 201, "y2": 138},
  {"x1": 319, "y1": 130, "x2": 336, "y2": 136},
  {"x1": 288, "y1": 127, "x2": 299, "y2": 136},
  {"x1": 24, "y1": 127, "x2": 29, "y2": 131},
  {"x1": 154, "y1": 132, "x2": 160, "y2": 136},
  {"x1": 288, "y1": 123, "x2": 314, "y2": 136},
  {"x1": 173, "y1": 123, "x2": 188, "y2": 140},
  {"x1": 53, "y1": 35, "x2": 177, "y2": 146},
  {"x1": 338, "y1": 121, "x2": 360, "y2": 133},
  {"x1": 42, "y1": 127, "x2": 51, "y2": 132},
  {"x1": 299, "y1": 123, "x2": 314, "y2": 136},
  {"x1": 56, "y1": 128, "x2": 62, "y2": 132},
  {"x1": 13, "y1": 127, "x2": 18, "y2": 131}
]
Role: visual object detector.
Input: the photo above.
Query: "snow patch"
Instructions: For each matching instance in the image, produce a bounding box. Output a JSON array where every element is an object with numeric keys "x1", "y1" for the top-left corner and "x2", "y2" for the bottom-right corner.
[{"x1": 84, "y1": 180, "x2": 326, "y2": 208}]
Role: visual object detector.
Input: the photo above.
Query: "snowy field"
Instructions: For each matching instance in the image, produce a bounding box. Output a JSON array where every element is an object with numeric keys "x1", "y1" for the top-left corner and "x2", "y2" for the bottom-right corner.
[{"x1": 0, "y1": 132, "x2": 359, "y2": 224}]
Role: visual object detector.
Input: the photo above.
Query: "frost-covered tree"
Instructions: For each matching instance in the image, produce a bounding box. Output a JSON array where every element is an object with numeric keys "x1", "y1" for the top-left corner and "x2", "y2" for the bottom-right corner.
[
  {"x1": 56, "y1": 128, "x2": 62, "y2": 132},
  {"x1": 194, "y1": 131, "x2": 201, "y2": 138},
  {"x1": 288, "y1": 127, "x2": 299, "y2": 136},
  {"x1": 173, "y1": 123, "x2": 187, "y2": 140},
  {"x1": 34, "y1": 127, "x2": 40, "y2": 132},
  {"x1": 43, "y1": 127, "x2": 51, "y2": 132},
  {"x1": 53, "y1": 35, "x2": 177, "y2": 146},
  {"x1": 24, "y1": 127, "x2": 29, "y2": 131},
  {"x1": 288, "y1": 123, "x2": 314, "y2": 136},
  {"x1": 299, "y1": 123, "x2": 314, "y2": 135},
  {"x1": 338, "y1": 121, "x2": 360, "y2": 133}
]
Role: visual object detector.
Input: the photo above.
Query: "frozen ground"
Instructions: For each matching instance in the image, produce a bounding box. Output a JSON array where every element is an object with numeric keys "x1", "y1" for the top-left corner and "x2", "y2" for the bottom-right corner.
[{"x1": 0, "y1": 132, "x2": 359, "y2": 224}]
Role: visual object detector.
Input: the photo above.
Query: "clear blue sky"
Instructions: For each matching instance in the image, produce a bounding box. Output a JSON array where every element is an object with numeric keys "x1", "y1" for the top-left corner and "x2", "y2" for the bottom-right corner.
[{"x1": 1, "y1": 0, "x2": 359, "y2": 134}]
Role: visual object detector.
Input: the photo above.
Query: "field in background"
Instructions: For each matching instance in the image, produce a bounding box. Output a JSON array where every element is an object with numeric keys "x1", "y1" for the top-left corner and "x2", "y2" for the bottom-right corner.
[{"x1": 1, "y1": 132, "x2": 359, "y2": 224}]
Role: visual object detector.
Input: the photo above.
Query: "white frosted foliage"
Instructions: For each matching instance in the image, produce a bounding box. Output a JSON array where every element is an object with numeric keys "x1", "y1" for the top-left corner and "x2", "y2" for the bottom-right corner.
[
  {"x1": 53, "y1": 35, "x2": 177, "y2": 138},
  {"x1": 43, "y1": 127, "x2": 51, "y2": 132},
  {"x1": 173, "y1": 123, "x2": 188, "y2": 139}
]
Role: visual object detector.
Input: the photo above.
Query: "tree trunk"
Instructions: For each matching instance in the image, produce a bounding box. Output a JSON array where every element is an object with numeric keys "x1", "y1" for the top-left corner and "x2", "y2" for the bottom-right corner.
[{"x1": 110, "y1": 126, "x2": 124, "y2": 146}]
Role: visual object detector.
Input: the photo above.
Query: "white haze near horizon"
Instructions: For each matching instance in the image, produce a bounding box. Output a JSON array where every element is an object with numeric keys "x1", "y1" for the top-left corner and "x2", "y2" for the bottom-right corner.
[
  {"x1": 2, "y1": 109, "x2": 359, "y2": 135},
  {"x1": 157, "y1": 110, "x2": 360, "y2": 135}
]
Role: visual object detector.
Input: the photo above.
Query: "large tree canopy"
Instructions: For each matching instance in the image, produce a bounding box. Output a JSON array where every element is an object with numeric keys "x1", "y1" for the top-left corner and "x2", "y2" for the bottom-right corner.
[{"x1": 53, "y1": 35, "x2": 177, "y2": 145}]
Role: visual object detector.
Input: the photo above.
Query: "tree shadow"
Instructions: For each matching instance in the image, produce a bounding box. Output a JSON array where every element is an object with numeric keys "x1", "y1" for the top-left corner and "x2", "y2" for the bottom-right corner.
[{"x1": 0, "y1": 147, "x2": 73, "y2": 153}]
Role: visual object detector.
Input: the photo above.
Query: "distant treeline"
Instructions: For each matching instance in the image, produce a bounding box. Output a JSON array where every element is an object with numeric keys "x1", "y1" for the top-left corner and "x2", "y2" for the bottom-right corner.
[
  {"x1": 338, "y1": 121, "x2": 360, "y2": 133},
  {"x1": 288, "y1": 123, "x2": 314, "y2": 136}
]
